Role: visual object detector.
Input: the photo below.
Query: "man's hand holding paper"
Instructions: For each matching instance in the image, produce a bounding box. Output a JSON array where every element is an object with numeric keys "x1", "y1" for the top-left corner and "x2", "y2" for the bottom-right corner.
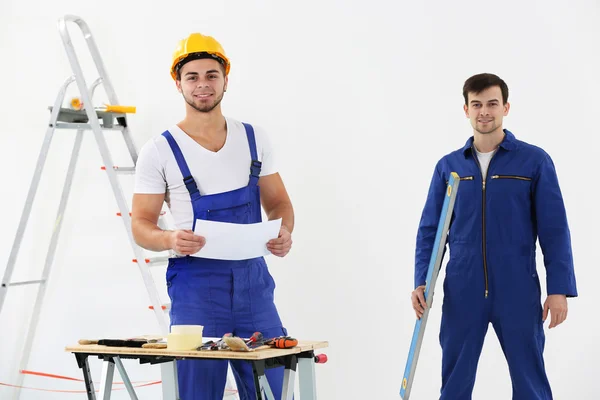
[{"x1": 191, "y1": 218, "x2": 283, "y2": 260}]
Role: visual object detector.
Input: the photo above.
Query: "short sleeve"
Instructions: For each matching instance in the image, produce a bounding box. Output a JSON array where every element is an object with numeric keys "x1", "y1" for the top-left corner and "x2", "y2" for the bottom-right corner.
[
  {"x1": 133, "y1": 140, "x2": 167, "y2": 194},
  {"x1": 255, "y1": 126, "x2": 278, "y2": 177}
]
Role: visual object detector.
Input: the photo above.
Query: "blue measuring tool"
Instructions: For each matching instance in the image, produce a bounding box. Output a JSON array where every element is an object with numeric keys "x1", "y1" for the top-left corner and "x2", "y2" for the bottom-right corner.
[{"x1": 400, "y1": 172, "x2": 460, "y2": 399}]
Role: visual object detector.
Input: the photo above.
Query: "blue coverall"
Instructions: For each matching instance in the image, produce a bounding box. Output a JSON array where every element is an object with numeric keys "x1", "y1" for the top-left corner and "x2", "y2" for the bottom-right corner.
[
  {"x1": 415, "y1": 130, "x2": 577, "y2": 400},
  {"x1": 162, "y1": 123, "x2": 288, "y2": 400}
]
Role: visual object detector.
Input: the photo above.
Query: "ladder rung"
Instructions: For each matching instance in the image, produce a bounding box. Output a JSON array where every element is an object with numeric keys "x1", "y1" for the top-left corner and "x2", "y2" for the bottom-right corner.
[
  {"x1": 117, "y1": 211, "x2": 165, "y2": 217},
  {"x1": 100, "y1": 166, "x2": 135, "y2": 174},
  {"x1": 4, "y1": 280, "x2": 46, "y2": 287},
  {"x1": 132, "y1": 257, "x2": 169, "y2": 266},
  {"x1": 148, "y1": 304, "x2": 171, "y2": 310},
  {"x1": 54, "y1": 122, "x2": 124, "y2": 131}
]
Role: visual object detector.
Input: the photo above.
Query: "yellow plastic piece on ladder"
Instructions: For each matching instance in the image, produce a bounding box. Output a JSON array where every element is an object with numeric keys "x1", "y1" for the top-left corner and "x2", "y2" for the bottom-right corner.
[
  {"x1": 70, "y1": 97, "x2": 84, "y2": 110},
  {"x1": 103, "y1": 105, "x2": 136, "y2": 114}
]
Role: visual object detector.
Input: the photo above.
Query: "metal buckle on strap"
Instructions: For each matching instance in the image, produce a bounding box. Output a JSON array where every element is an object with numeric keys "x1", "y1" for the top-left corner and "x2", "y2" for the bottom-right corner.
[
  {"x1": 250, "y1": 160, "x2": 262, "y2": 178},
  {"x1": 183, "y1": 175, "x2": 199, "y2": 194}
]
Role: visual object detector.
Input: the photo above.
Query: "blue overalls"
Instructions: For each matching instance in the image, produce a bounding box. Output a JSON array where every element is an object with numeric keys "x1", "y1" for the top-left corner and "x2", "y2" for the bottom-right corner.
[
  {"x1": 415, "y1": 130, "x2": 577, "y2": 400},
  {"x1": 162, "y1": 123, "x2": 287, "y2": 400}
]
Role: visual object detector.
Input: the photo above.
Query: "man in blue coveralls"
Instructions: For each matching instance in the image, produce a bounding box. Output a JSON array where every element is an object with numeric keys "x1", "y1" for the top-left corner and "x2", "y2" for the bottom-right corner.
[
  {"x1": 131, "y1": 33, "x2": 294, "y2": 399},
  {"x1": 411, "y1": 73, "x2": 577, "y2": 399}
]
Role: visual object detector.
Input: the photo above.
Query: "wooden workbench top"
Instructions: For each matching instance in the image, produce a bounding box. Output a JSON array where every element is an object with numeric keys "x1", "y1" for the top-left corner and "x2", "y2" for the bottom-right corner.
[{"x1": 65, "y1": 340, "x2": 328, "y2": 361}]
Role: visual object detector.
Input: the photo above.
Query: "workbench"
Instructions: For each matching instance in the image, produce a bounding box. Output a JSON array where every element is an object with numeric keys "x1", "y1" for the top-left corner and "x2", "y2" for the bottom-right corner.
[{"x1": 65, "y1": 340, "x2": 328, "y2": 400}]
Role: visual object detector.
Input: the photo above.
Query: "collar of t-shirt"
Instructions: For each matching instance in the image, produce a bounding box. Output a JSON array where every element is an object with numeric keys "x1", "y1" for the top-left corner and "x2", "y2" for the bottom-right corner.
[{"x1": 474, "y1": 146, "x2": 498, "y2": 179}]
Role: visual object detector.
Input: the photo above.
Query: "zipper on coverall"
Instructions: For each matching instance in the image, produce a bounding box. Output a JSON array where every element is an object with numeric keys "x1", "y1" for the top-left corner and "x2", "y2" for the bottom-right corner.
[{"x1": 471, "y1": 146, "x2": 498, "y2": 298}]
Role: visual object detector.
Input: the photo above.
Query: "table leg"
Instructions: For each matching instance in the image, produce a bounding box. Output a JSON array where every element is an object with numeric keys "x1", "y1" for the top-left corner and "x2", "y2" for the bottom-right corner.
[
  {"x1": 252, "y1": 360, "x2": 275, "y2": 400},
  {"x1": 298, "y1": 353, "x2": 317, "y2": 400},
  {"x1": 160, "y1": 361, "x2": 180, "y2": 400},
  {"x1": 75, "y1": 354, "x2": 96, "y2": 400},
  {"x1": 99, "y1": 357, "x2": 115, "y2": 400},
  {"x1": 113, "y1": 357, "x2": 139, "y2": 400},
  {"x1": 281, "y1": 355, "x2": 297, "y2": 400}
]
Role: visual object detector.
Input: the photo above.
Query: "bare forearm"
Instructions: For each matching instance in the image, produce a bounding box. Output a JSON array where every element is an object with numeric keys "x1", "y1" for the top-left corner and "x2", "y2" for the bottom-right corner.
[
  {"x1": 132, "y1": 218, "x2": 172, "y2": 252},
  {"x1": 266, "y1": 202, "x2": 294, "y2": 233}
]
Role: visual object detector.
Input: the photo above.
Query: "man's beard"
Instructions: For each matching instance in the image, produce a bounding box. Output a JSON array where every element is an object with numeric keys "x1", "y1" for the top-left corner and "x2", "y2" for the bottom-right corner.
[
  {"x1": 475, "y1": 120, "x2": 497, "y2": 135},
  {"x1": 184, "y1": 90, "x2": 224, "y2": 113}
]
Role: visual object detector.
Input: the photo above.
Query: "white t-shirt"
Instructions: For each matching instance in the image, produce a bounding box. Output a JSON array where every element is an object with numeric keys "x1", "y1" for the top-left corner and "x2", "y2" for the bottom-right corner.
[
  {"x1": 133, "y1": 117, "x2": 277, "y2": 230},
  {"x1": 475, "y1": 147, "x2": 497, "y2": 180}
]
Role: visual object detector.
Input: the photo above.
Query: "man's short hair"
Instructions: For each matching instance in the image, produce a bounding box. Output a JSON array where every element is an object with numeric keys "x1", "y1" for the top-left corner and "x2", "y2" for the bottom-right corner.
[
  {"x1": 463, "y1": 73, "x2": 509, "y2": 105},
  {"x1": 175, "y1": 52, "x2": 227, "y2": 80}
]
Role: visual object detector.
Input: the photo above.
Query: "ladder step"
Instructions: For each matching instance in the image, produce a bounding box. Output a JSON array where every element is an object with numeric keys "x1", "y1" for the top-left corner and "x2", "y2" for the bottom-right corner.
[
  {"x1": 54, "y1": 122, "x2": 124, "y2": 131},
  {"x1": 49, "y1": 107, "x2": 128, "y2": 129},
  {"x1": 100, "y1": 166, "x2": 135, "y2": 174},
  {"x1": 132, "y1": 257, "x2": 169, "y2": 266},
  {"x1": 3, "y1": 279, "x2": 46, "y2": 288}
]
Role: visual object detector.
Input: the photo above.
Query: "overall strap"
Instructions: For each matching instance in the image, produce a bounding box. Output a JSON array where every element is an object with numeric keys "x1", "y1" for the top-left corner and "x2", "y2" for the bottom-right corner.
[
  {"x1": 242, "y1": 122, "x2": 261, "y2": 186},
  {"x1": 161, "y1": 130, "x2": 201, "y2": 201}
]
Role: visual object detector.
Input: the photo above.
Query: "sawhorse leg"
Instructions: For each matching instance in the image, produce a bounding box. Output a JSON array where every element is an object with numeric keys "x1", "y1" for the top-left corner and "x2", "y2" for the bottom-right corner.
[
  {"x1": 114, "y1": 357, "x2": 139, "y2": 400},
  {"x1": 251, "y1": 355, "x2": 298, "y2": 400},
  {"x1": 160, "y1": 361, "x2": 180, "y2": 400},
  {"x1": 98, "y1": 357, "x2": 115, "y2": 399},
  {"x1": 298, "y1": 352, "x2": 317, "y2": 400},
  {"x1": 75, "y1": 354, "x2": 96, "y2": 400},
  {"x1": 75, "y1": 354, "x2": 140, "y2": 400},
  {"x1": 252, "y1": 360, "x2": 276, "y2": 400},
  {"x1": 281, "y1": 355, "x2": 297, "y2": 400}
]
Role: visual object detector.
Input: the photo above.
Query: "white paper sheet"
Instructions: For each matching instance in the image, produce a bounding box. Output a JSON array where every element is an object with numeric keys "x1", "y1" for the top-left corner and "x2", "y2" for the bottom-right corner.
[{"x1": 191, "y1": 218, "x2": 282, "y2": 260}]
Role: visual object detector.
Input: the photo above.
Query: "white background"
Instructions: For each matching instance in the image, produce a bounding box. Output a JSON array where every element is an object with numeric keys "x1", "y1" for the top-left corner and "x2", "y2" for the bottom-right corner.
[{"x1": 1, "y1": 0, "x2": 598, "y2": 399}]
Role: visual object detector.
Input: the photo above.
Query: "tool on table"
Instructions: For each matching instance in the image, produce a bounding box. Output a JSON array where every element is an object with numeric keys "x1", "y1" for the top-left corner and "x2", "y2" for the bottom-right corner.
[
  {"x1": 245, "y1": 331, "x2": 263, "y2": 347},
  {"x1": 78, "y1": 338, "x2": 146, "y2": 348},
  {"x1": 233, "y1": 334, "x2": 299, "y2": 351},
  {"x1": 78, "y1": 335, "x2": 167, "y2": 348},
  {"x1": 197, "y1": 332, "x2": 300, "y2": 352},
  {"x1": 143, "y1": 342, "x2": 167, "y2": 349},
  {"x1": 198, "y1": 333, "x2": 233, "y2": 351},
  {"x1": 224, "y1": 336, "x2": 258, "y2": 352},
  {"x1": 265, "y1": 336, "x2": 298, "y2": 349}
]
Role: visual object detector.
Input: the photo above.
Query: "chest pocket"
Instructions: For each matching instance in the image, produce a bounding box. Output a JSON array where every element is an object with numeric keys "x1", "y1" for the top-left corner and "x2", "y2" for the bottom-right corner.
[
  {"x1": 446, "y1": 175, "x2": 476, "y2": 184},
  {"x1": 487, "y1": 174, "x2": 532, "y2": 201},
  {"x1": 489, "y1": 174, "x2": 532, "y2": 191},
  {"x1": 206, "y1": 202, "x2": 251, "y2": 223},
  {"x1": 454, "y1": 175, "x2": 478, "y2": 211},
  {"x1": 447, "y1": 175, "x2": 478, "y2": 198},
  {"x1": 491, "y1": 175, "x2": 532, "y2": 182},
  {"x1": 448, "y1": 175, "x2": 479, "y2": 242},
  {"x1": 487, "y1": 173, "x2": 534, "y2": 246}
]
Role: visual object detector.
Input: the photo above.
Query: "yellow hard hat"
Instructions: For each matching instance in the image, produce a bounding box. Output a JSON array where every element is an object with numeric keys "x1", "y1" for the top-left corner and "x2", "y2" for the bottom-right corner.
[{"x1": 170, "y1": 33, "x2": 230, "y2": 80}]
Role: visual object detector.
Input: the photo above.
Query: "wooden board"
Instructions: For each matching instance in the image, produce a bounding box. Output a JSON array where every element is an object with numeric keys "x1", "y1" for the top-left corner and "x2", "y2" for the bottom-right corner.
[{"x1": 65, "y1": 340, "x2": 328, "y2": 361}]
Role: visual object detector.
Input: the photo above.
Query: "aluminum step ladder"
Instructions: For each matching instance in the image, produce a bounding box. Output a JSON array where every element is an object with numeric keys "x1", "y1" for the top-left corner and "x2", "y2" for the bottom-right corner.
[{"x1": 0, "y1": 14, "x2": 181, "y2": 399}]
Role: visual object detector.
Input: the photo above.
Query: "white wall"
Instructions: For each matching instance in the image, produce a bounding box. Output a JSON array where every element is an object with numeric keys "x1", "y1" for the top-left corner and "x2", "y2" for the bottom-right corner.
[{"x1": 1, "y1": 0, "x2": 598, "y2": 399}]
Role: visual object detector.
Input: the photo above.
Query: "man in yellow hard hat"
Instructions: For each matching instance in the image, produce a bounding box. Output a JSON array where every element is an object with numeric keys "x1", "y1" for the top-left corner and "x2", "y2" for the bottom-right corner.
[{"x1": 131, "y1": 33, "x2": 295, "y2": 399}]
